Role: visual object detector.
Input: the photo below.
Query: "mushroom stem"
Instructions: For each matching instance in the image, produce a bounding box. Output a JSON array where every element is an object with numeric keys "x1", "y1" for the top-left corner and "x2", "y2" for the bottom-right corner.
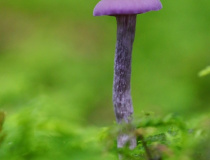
[{"x1": 113, "y1": 15, "x2": 137, "y2": 149}]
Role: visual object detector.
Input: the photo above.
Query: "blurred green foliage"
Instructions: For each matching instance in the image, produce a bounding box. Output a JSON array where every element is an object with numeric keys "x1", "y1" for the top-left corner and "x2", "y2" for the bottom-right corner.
[
  {"x1": 199, "y1": 66, "x2": 210, "y2": 77},
  {"x1": 100, "y1": 113, "x2": 210, "y2": 160},
  {"x1": 0, "y1": 0, "x2": 210, "y2": 159}
]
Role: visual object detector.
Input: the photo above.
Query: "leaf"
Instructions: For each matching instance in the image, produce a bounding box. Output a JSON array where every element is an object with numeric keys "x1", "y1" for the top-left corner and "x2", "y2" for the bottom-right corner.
[{"x1": 199, "y1": 66, "x2": 210, "y2": 77}]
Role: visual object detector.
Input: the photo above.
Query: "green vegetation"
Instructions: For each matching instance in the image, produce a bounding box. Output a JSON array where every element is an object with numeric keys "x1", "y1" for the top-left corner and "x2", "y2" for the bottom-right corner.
[
  {"x1": 199, "y1": 66, "x2": 210, "y2": 77},
  {"x1": 101, "y1": 113, "x2": 210, "y2": 160},
  {"x1": 0, "y1": 0, "x2": 209, "y2": 159}
]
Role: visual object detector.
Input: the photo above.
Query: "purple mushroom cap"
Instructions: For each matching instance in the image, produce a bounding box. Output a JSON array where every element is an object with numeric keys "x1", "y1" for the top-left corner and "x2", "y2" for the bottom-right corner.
[{"x1": 93, "y1": 0, "x2": 162, "y2": 16}]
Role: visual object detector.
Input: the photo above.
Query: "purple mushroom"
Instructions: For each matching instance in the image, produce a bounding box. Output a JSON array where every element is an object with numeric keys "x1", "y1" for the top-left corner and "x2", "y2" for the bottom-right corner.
[{"x1": 93, "y1": 0, "x2": 162, "y2": 149}]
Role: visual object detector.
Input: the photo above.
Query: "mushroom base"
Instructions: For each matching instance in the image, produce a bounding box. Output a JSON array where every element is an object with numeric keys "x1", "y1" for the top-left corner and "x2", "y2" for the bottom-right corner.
[{"x1": 113, "y1": 15, "x2": 137, "y2": 149}]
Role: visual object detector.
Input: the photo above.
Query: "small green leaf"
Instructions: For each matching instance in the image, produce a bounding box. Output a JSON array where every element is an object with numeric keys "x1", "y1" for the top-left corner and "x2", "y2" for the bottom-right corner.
[{"x1": 199, "y1": 66, "x2": 210, "y2": 77}]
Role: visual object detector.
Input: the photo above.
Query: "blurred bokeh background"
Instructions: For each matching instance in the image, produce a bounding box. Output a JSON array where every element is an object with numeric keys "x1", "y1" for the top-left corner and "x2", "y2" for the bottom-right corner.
[{"x1": 0, "y1": 0, "x2": 209, "y2": 159}]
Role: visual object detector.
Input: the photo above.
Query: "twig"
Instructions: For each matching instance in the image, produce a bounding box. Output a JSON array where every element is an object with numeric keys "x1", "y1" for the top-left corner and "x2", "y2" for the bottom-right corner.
[{"x1": 138, "y1": 134, "x2": 153, "y2": 160}]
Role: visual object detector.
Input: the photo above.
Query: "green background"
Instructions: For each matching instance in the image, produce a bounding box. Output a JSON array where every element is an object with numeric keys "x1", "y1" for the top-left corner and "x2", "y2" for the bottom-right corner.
[{"x1": 0, "y1": 0, "x2": 209, "y2": 159}]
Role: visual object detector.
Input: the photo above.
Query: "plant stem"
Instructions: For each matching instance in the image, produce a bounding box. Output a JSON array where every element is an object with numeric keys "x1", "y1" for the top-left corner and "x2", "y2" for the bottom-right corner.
[
  {"x1": 113, "y1": 15, "x2": 137, "y2": 149},
  {"x1": 139, "y1": 134, "x2": 153, "y2": 160}
]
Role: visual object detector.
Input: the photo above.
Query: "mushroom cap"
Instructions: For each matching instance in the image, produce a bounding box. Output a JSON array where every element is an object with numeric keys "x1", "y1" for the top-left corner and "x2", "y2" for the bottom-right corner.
[{"x1": 93, "y1": 0, "x2": 162, "y2": 16}]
